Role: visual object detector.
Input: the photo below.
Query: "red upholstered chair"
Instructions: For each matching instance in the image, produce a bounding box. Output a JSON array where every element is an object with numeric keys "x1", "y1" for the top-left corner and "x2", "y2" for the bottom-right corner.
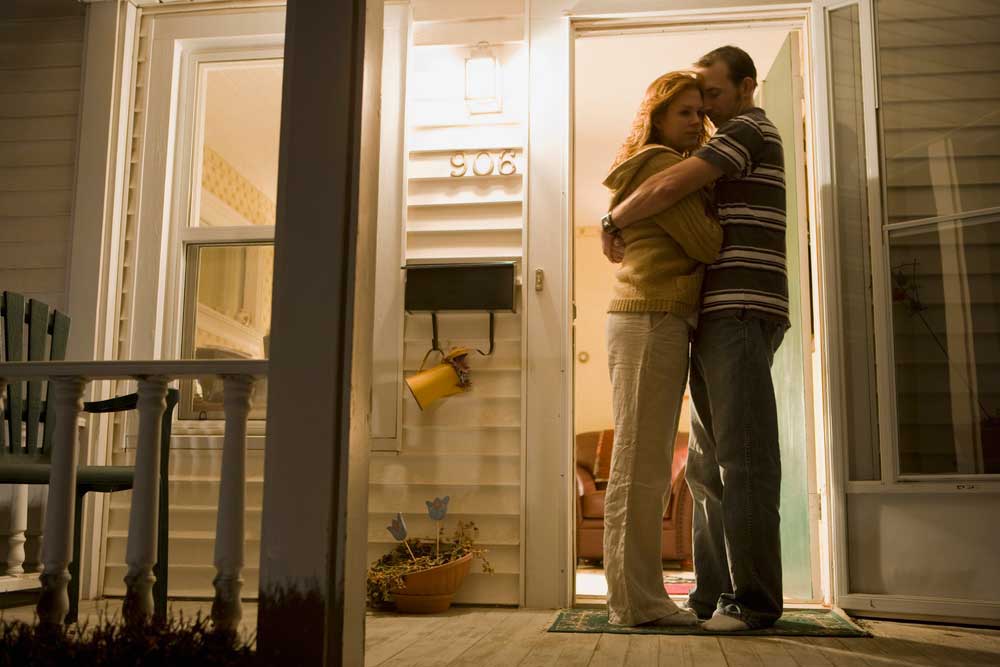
[{"x1": 575, "y1": 429, "x2": 694, "y2": 568}]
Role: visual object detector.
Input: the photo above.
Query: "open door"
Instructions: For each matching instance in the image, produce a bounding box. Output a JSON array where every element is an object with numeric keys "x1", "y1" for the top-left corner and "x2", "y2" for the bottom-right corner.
[{"x1": 759, "y1": 31, "x2": 818, "y2": 603}]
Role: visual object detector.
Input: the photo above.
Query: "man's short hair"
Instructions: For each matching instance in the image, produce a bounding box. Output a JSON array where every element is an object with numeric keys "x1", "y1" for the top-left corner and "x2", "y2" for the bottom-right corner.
[{"x1": 696, "y1": 46, "x2": 757, "y2": 87}]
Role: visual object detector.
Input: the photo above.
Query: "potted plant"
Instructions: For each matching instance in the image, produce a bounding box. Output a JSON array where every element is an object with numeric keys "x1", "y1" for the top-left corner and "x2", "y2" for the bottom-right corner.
[{"x1": 366, "y1": 497, "x2": 493, "y2": 613}]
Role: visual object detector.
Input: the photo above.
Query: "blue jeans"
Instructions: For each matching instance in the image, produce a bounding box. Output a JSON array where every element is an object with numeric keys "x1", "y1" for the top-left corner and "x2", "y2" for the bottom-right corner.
[{"x1": 685, "y1": 311, "x2": 786, "y2": 628}]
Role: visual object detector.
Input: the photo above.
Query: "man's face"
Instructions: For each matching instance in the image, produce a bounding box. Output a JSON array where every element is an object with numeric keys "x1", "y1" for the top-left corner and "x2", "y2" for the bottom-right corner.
[{"x1": 696, "y1": 61, "x2": 749, "y2": 125}]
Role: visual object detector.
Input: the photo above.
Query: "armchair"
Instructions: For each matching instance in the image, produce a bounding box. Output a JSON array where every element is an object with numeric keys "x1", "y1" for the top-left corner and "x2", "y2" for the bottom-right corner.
[{"x1": 575, "y1": 428, "x2": 693, "y2": 568}]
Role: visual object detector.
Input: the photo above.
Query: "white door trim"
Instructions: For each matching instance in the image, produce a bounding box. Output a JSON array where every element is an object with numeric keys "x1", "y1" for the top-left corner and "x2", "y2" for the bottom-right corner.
[{"x1": 525, "y1": 2, "x2": 824, "y2": 609}]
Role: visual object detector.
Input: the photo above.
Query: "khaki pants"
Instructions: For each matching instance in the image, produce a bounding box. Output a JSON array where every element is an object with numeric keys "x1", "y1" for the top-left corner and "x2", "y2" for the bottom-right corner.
[{"x1": 604, "y1": 312, "x2": 691, "y2": 626}]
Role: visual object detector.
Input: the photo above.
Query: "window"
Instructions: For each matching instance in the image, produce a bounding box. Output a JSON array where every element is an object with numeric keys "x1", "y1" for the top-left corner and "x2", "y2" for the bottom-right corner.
[
  {"x1": 876, "y1": 0, "x2": 1000, "y2": 475},
  {"x1": 178, "y1": 60, "x2": 282, "y2": 420}
]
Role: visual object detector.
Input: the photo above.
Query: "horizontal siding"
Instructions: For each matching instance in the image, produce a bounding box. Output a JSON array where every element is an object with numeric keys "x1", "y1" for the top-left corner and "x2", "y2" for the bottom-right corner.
[
  {"x1": 367, "y1": 12, "x2": 528, "y2": 605},
  {"x1": 0, "y1": 3, "x2": 83, "y2": 314}
]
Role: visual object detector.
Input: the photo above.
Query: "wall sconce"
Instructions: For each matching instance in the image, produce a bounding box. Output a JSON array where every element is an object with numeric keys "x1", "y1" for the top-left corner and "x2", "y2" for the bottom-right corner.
[{"x1": 465, "y1": 42, "x2": 502, "y2": 115}]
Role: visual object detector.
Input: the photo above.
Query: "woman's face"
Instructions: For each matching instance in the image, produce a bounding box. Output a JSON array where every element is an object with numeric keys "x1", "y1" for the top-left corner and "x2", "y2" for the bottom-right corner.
[{"x1": 653, "y1": 87, "x2": 705, "y2": 152}]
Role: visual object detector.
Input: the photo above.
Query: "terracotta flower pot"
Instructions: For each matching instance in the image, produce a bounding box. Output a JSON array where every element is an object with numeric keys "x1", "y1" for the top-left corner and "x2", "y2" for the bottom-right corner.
[{"x1": 390, "y1": 552, "x2": 474, "y2": 613}]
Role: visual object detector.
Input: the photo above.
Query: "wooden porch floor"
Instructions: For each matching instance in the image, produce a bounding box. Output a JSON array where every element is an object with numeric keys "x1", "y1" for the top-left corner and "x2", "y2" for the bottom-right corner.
[{"x1": 3, "y1": 601, "x2": 1000, "y2": 665}]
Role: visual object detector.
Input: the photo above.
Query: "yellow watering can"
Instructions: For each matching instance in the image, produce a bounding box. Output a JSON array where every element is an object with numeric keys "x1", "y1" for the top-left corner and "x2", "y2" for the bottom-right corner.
[{"x1": 405, "y1": 347, "x2": 472, "y2": 411}]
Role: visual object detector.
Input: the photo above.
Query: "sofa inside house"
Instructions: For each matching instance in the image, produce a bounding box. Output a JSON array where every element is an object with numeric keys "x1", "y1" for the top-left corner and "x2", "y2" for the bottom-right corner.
[{"x1": 575, "y1": 429, "x2": 694, "y2": 568}]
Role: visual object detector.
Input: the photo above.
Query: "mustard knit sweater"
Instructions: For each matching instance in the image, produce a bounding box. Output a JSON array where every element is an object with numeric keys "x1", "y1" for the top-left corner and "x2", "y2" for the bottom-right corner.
[{"x1": 604, "y1": 145, "x2": 723, "y2": 317}]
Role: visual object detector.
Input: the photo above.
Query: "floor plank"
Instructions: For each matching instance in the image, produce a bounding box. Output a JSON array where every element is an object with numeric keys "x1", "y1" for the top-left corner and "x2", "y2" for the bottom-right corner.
[
  {"x1": 518, "y1": 632, "x2": 575, "y2": 666},
  {"x1": 805, "y1": 637, "x2": 872, "y2": 666},
  {"x1": 657, "y1": 636, "x2": 694, "y2": 666},
  {"x1": 378, "y1": 609, "x2": 510, "y2": 667},
  {"x1": 451, "y1": 610, "x2": 554, "y2": 666},
  {"x1": 365, "y1": 612, "x2": 453, "y2": 666},
  {"x1": 742, "y1": 637, "x2": 799, "y2": 666},
  {"x1": 719, "y1": 636, "x2": 765, "y2": 666},
  {"x1": 553, "y1": 632, "x2": 600, "y2": 666},
  {"x1": 624, "y1": 634, "x2": 658, "y2": 665},
  {"x1": 686, "y1": 636, "x2": 728, "y2": 667},
  {"x1": 771, "y1": 636, "x2": 837, "y2": 665},
  {"x1": 588, "y1": 633, "x2": 630, "y2": 666}
]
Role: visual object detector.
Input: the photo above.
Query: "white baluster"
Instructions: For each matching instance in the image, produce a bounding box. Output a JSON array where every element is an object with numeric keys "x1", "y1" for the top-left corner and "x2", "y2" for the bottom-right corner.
[
  {"x1": 5, "y1": 484, "x2": 28, "y2": 576},
  {"x1": 36, "y1": 376, "x2": 86, "y2": 625},
  {"x1": 211, "y1": 375, "x2": 253, "y2": 632},
  {"x1": 1, "y1": 376, "x2": 29, "y2": 577},
  {"x1": 123, "y1": 377, "x2": 168, "y2": 624}
]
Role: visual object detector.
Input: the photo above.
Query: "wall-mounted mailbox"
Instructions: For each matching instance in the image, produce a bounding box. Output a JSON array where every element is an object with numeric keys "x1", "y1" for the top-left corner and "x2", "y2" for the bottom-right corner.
[{"x1": 404, "y1": 262, "x2": 517, "y2": 313}]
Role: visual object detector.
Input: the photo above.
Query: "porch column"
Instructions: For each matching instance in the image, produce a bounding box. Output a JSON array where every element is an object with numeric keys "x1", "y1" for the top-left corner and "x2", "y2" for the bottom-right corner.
[{"x1": 256, "y1": 0, "x2": 382, "y2": 664}]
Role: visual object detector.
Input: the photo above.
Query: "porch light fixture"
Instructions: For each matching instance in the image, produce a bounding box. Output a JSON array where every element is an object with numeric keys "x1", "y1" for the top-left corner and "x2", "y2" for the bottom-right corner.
[{"x1": 465, "y1": 42, "x2": 502, "y2": 115}]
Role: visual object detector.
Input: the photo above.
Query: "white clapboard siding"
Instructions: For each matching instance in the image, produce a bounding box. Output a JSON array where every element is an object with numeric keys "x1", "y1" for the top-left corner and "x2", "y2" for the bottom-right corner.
[
  {"x1": 368, "y1": 7, "x2": 528, "y2": 607},
  {"x1": 103, "y1": 448, "x2": 266, "y2": 600},
  {"x1": 0, "y1": 7, "x2": 84, "y2": 312}
]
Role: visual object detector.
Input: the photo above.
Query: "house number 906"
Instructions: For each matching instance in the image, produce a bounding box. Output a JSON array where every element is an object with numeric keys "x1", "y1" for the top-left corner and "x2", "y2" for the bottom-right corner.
[{"x1": 450, "y1": 150, "x2": 517, "y2": 177}]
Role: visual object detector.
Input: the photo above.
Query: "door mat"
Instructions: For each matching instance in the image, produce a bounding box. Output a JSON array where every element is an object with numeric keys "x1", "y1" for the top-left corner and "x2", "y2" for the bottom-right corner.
[
  {"x1": 665, "y1": 583, "x2": 694, "y2": 596},
  {"x1": 549, "y1": 608, "x2": 870, "y2": 637}
]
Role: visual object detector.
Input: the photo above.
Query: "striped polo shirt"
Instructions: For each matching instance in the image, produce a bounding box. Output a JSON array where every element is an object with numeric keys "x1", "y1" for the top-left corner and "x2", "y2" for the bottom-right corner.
[{"x1": 693, "y1": 107, "x2": 789, "y2": 325}]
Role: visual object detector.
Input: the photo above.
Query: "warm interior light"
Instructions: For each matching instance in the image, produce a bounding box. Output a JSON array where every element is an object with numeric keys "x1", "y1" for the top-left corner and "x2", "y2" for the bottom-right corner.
[{"x1": 465, "y1": 43, "x2": 501, "y2": 114}]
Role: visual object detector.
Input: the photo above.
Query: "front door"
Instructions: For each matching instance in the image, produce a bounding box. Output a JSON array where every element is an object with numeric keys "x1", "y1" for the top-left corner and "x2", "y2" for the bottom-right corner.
[{"x1": 813, "y1": 0, "x2": 1000, "y2": 623}]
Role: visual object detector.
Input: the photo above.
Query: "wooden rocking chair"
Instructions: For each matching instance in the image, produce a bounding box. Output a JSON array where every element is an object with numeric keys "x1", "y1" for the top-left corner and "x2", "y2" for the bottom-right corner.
[{"x1": 0, "y1": 291, "x2": 176, "y2": 623}]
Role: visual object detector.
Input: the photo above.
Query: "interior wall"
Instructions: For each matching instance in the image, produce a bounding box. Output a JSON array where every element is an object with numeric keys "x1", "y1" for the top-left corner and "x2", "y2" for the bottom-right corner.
[{"x1": 572, "y1": 28, "x2": 792, "y2": 437}]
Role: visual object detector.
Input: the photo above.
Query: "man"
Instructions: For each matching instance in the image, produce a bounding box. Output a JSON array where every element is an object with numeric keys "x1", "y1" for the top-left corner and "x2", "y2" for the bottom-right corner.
[{"x1": 599, "y1": 46, "x2": 788, "y2": 631}]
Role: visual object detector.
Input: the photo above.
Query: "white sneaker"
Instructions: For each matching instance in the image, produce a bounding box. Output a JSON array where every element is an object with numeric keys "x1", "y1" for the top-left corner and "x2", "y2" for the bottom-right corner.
[{"x1": 701, "y1": 609, "x2": 750, "y2": 632}]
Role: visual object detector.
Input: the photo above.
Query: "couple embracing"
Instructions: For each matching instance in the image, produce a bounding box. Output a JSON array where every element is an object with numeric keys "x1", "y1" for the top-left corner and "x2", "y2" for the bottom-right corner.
[{"x1": 600, "y1": 46, "x2": 788, "y2": 632}]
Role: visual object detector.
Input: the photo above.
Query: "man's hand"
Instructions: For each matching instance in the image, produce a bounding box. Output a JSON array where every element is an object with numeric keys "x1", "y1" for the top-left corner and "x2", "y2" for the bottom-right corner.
[{"x1": 602, "y1": 230, "x2": 625, "y2": 263}]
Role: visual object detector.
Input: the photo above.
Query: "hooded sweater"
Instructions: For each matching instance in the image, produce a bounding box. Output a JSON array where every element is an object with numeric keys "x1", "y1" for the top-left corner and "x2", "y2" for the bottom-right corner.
[{"x1": 603, "y1": 145, "x2": 722, "y2": 317}]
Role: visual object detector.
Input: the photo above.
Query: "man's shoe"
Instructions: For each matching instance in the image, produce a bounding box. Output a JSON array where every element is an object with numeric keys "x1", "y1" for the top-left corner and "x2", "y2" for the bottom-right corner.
[{"x1": 701, "y1": 609, "x2": 750, "y2": 632}]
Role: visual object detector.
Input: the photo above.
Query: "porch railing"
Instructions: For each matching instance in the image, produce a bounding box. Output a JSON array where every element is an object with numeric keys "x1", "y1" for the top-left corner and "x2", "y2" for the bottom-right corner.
[{"x1": 0, "y1": 360, "x2": 267, "y2": 630}]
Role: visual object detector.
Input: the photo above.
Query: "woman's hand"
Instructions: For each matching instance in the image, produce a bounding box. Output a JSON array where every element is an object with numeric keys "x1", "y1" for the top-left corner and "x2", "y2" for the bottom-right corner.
[{"x1": 602, "y1": 230, "x2": 625, "y2": 263}]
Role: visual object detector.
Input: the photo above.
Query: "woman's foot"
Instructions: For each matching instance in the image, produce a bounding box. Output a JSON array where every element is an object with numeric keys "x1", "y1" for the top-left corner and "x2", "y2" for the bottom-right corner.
[{"x1": 642, "y1": 608, "x2": 700, "y2": 627}]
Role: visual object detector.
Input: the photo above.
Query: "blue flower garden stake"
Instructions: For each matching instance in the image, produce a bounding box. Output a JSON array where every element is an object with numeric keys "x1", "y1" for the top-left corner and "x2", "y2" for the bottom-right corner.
[
  {"x1": 387, "y1": 512, "x2": 416, "y2": 561},
  {"x1": 426, "y1": 496, "x2": 450, "y2": 557}
]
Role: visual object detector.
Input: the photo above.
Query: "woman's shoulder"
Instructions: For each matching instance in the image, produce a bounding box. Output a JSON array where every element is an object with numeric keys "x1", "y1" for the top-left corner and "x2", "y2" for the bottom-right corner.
[{"x1": 603, "y1": 144, "x2": 683, "y2": 191}]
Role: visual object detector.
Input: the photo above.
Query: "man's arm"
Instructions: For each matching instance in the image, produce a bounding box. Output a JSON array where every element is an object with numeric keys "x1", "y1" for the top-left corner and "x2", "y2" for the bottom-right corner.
[{"x1": 609, "y1": 156, "x2": 722, "y2": 228}]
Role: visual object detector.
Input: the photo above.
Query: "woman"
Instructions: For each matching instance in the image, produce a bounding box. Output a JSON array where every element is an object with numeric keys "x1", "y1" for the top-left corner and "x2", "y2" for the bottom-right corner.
[{"x1": 602, "y1": 72, "x2": 722, "y2": 627}]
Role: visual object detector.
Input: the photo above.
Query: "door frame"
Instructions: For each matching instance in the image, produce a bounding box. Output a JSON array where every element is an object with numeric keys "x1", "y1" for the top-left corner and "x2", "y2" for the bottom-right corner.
[{"x1": 527, "y1": 3, "x2": 829, "y2": 608}]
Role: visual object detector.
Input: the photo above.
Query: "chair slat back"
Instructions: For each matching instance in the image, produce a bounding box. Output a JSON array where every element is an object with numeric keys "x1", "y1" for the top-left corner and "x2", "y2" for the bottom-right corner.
[
  {"x1": 26, "y1": 299, "x2": 49, "y2": 454},
  {"x1": 2, "y1": 291, "x2": 26, "y2": 455},
  {"x1": 1, "y1": 291, "x2": 71, "y2": 461},
  {"x1": 42, "y1": 309, "x2": 71, "y2": 453}
]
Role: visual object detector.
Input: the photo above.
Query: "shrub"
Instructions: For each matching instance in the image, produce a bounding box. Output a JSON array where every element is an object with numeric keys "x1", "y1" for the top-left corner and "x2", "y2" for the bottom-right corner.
[{"x1": 0, "y1": 611, "x2": 258, "y2": 667}]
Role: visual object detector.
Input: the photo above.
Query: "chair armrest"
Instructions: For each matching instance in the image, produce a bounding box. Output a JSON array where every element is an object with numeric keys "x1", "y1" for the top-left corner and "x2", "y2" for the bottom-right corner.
[
  {"x1": 84, "y1": 388, "x2": 180, "y2": 415},
  {"x1": 84, "y1": 394, "x2": 139, "y2": 413},
  {"x1": 576, "y1": 465, "x2": 597, "y2": 497}
]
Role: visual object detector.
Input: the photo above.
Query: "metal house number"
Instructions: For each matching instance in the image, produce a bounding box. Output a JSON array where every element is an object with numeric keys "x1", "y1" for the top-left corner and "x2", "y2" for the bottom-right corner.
[{"x1": 450, "y1": 150, "x2": 517, "y2": 177}]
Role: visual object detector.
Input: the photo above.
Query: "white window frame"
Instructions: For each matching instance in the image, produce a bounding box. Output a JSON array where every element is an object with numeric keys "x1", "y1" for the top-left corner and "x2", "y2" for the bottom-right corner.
[
  {"x1": 172, "y1": 54, "x2": 281, "y2": 424},
  {"x1": 126, "y1": 10, "x2": 285, "y2": 440}
]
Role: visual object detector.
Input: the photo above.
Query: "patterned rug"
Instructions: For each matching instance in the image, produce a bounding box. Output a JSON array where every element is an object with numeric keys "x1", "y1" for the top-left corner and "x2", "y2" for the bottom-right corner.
[{"x1": 549, "y1": 608, "x2": 870, "y2": 637}]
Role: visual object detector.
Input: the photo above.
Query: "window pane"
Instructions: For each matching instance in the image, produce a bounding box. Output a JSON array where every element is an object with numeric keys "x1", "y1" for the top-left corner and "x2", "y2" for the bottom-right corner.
[
  {"x1": 890, "y1": 213, "x2": 1000, "y2": 474},
  {"x1": 183, "y1": 244, "x2": 273, "y2": 419},
  {"x1": 195, "y1": 62, "x2": 282, "y2": 227},
  {"x1": 830, "y1": 4, "x2": 881, "y2": 480},
  {"x1": 877, "y1": 0, "x2": 1000, "y2": 223}
]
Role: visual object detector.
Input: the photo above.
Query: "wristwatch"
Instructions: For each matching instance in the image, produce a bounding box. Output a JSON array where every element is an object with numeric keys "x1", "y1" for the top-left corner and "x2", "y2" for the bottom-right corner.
[{"x1": 601, "y1": 211, "x2": 619, "y2": 235}]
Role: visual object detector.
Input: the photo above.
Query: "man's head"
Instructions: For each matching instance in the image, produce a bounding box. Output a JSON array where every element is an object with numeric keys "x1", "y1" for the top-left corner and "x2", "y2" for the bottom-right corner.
[{"x1": 694, "y1": 46, "x2": 757, "y2": 125}]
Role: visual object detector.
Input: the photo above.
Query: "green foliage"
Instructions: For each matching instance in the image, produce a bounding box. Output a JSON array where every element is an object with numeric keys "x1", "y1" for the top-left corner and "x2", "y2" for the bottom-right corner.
[
  {"x1": 0, "y1": 611, "x2": 258, "y2": 667},
  {"x1": 366, "y1": 521, "x2": 494, "y2": 608}
]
